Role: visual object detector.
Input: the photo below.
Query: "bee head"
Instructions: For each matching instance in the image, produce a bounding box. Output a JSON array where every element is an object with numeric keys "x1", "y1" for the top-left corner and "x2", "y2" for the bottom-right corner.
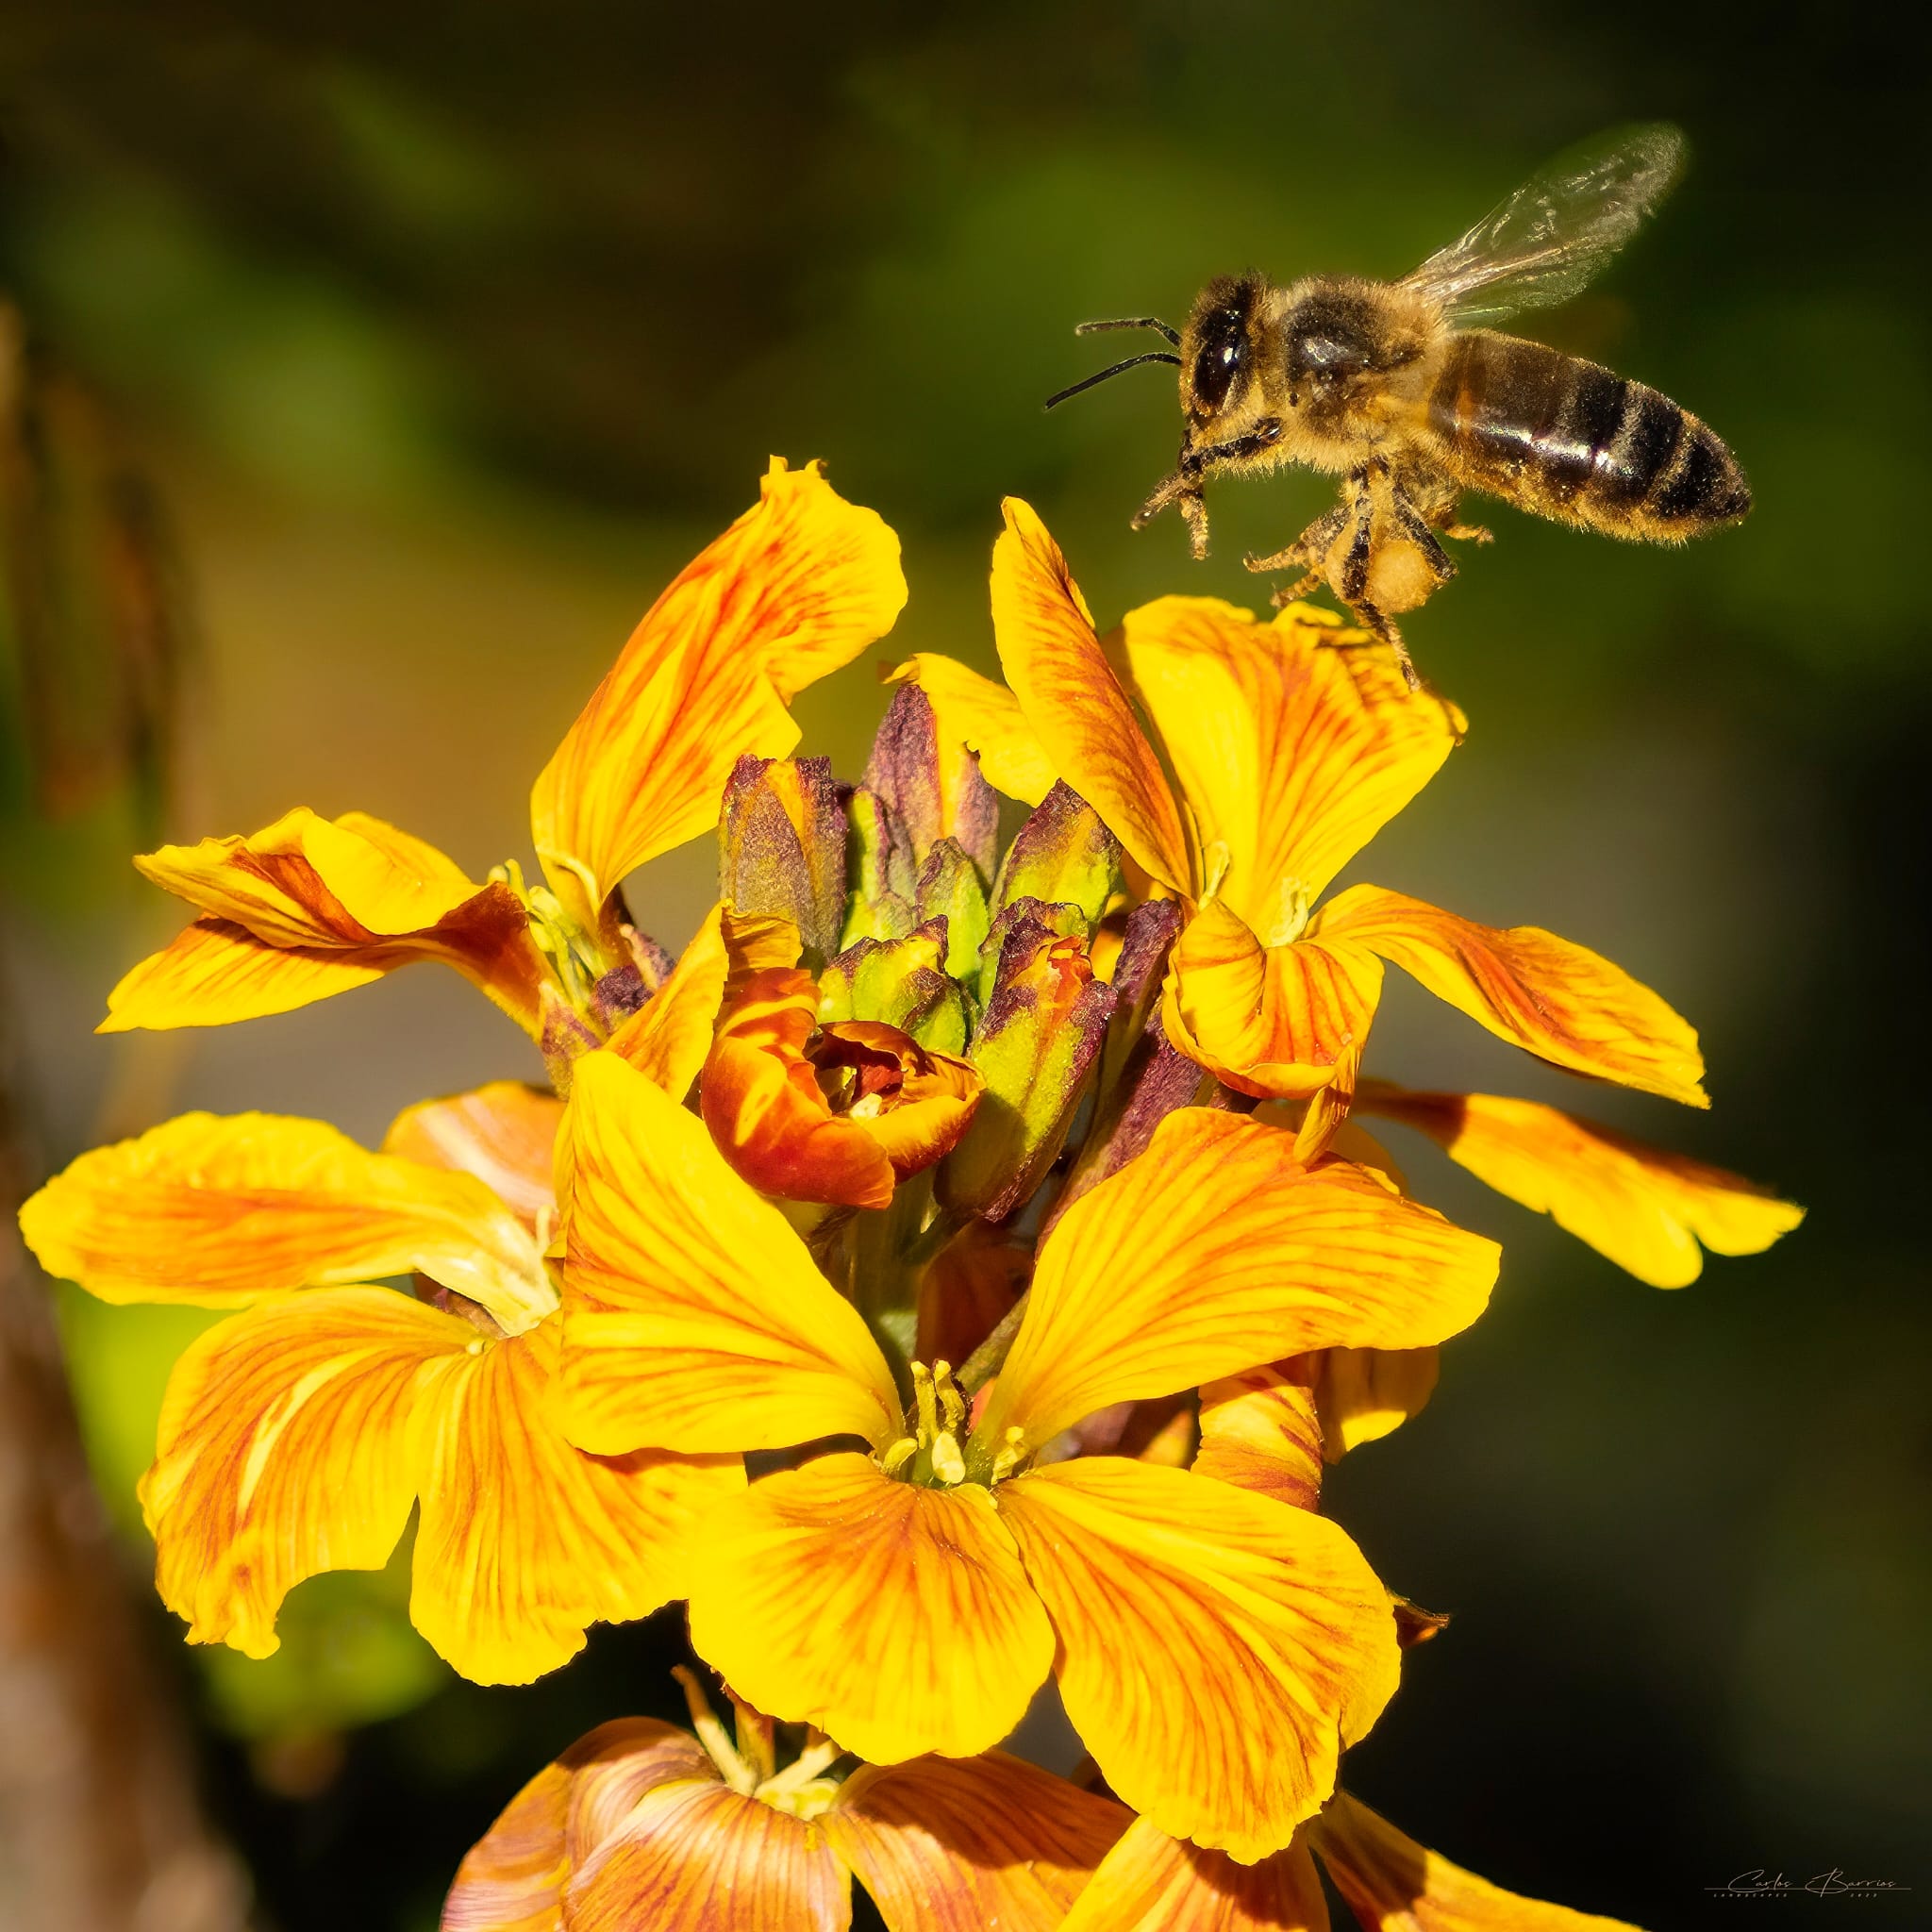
[{"x1": 1179, "y1": 275, "x2": 1261, "y2": 428}]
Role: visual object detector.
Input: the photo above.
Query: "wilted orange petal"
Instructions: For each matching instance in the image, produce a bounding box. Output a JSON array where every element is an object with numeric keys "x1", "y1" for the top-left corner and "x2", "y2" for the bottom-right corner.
[
  {"x1": 20, "y1": 1108, "x2": 552, "y2": 1329},
  {"x1": 1313, "y1": 1346, "x2": 1441, "y2": 1459},
  {"x1": 991, "y1": 500, "x2": 1192, "y2": 893},
  {"x1": 384, "y1": 1081, "x2": 563, "y2": 1235},
  {"x1": 685, "y1": 1455, "x2": 1053, "y2": 1765},
  {"x1": 1358, "y1": 1085, "x2": 1803, "y2": 1287},
  {"x1": 568, "y1": 1776, "x2": 851, "y2": 1932},
  {"x1": 826, "y1": 1753, "x2": 1128, "y2": 1932},
  {"x1": 441, "y1": 1719, "x2": 710, "y2": 1932},
  {"x1": 560, "y1": 1052, "x2": 901, "y2": 1456},
  {"x1": 983, "y1": 1108, "x2": 1496, "y2": 1451},
  {"x1": 884, "y1": 654, "x2": 1058, "y2": 808},
  {"x1": 1195, "y1": 1364, "x2": 1324, "y2": 1511},
  {"x1": 999, "y1": 1458, "x2": 1400, "y2": 1862},
  {"x1": 1117, "y1": 594, "x2": 1461, "y2": 924},
  {"x1": 1059, "y1": 1816, "x2": 1329, "y2": 1931},
  {"x1": 530, "y1": 459, "x2": 906, "y2": 925},
  {"x1": 1315, "y1": 888, "x2": 1707, "y2": 1108},
  {"x1": 1310, "y1": 1791, "x2": 1646, "y2": 1930},
  {"x1": 411, "y1": 1317, "x2": 743, "y2": 1686},
  {"x1": 1165, "y1": 900, "x2": 1385, "y2": 1100},
  {"x1": 140, "y1": 1288, "x2": 462, "y2": 1660}
]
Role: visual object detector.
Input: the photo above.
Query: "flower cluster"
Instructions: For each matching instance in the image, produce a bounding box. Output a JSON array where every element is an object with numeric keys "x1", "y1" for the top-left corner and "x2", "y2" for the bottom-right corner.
[{"x1": 22, "y1": 459, "x2": 1802, "y2": 1928}]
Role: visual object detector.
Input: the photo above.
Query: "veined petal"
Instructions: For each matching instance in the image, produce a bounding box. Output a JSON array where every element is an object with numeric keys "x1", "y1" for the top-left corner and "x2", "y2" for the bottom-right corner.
[
  {"x1": 998, "y1": 1459, "x2": 1401, "y2": 1862},
  {"x1": 1310, "y1": 1792, "x2": 1646, "y2": 1930},
  {"x1": 531, "y1": 459, "x2": 905, "y2": 925},
  {"x1": 991, "y1": 500, "x2": 1192, "y2": 893},
  {"x1": 568, "y1": 1776, "x2": 851, "y2": 1932},
  {"x1": 20, "y1": 1109, "x2": 553, "y2": 1330},
  {"x1": 560, "y1": 1051, "x2": 900, "y2": 1456},
  {"x1": 884, "y1": 654, "x2": 1058, "y2": 808},
  {"x1": 139, "y1": 1288, "x2": 463, "y2": 1659},
  {"x1": 1357, "y1": 1085, "x2": 1803, "y2": 1287},
  {"x1": 1313, "y1": 1347, "x2": 1441, "y2": 1459},
  {"x1": 383, "y1": 1081, "x2": 563, "y2": 1235},
  {"x1": 685, "y1": 1455, "x2": 1053, "y2": 1765},
  {"x1": 1165, "y1": 900, "x2": 1384, "y2": 1100},
  {"x1": 441, "y1": 1718, "x2": 711, "y2": 1932},
  {"x1": 411, "y1": 1317, "x2": 743, "y2": 1685},
  {"x1": 108, "y1": 808, "x2": 544, "y2": 1033},
  {"x1": 982, "y1": 1108, "x2": 1497, "y2": 1451},
  {"x1": 1315, "y1": 888, "x2": 1707, "y2": 1108},
  {"x1": 826, "y1": 1754, "x2": 1128, "y2": 1932},
  {"x1": 1060, "y1": 1816, "x2": 1329, "y2": 1931},
  {"x1": 1195, "y1": 1365, "x2": 1324, "y2": 1512},
  {"x1": 1117, "y1": 595, "x2": 1461, "y2": 923}
]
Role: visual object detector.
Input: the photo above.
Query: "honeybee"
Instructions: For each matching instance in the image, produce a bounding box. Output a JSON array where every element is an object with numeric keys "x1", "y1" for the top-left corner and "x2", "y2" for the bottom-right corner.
[{"x1": 1048, "y1": 125, "x2": 1750, "y2": 686}]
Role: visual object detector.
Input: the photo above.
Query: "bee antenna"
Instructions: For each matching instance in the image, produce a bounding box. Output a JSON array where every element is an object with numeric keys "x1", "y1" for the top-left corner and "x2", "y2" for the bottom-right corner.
[
  {"x1": 1043, "y1": 351, "x2": 1182, "y2": 411},
  {"x1": 1074, "y1": 317, "x2": 1183, "y2": 346}
]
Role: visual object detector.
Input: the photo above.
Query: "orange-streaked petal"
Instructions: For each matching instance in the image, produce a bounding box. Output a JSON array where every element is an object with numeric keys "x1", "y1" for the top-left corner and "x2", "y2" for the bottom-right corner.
[
  {"x1": 20, "y1": 1109, "x2": 553, "y2": 1330},
  {"x1": 1313, "y1": 1347, "x2": 1441, "y2": 1458},
  {"x1": 1165, "y1": 900, "x2": 1384, "y2": 1100},
  {"x1": 107, "y1": 808, "x2": 544, "y2": 1033},
  {"x1": 383, "y1": 1081, "x2": 563, "y2": 1235},
  {"x1": 139, "y1": 1288, "x2": 463, "y2": 1659},
  {"x1": 1310, "y1": 1791, "x2": 1646, "y2": 1930},
  {"x1": 1315, "y1": 888, "x2": 1707, "y2": 1108},
  {"x1": 530, "y1": 459, "x2": 906, "y2": 924},
  {"x1": 884, "y1": 654, "x2": 1058, "y2": 807},
  {"x1": 560, "y1": 1051, "x2": 901, "y2": 1456},
  {"x1": 1118, "y1": 595, "x2": 1462, "y2": 923},
  {"x1": 826, "y1": 1753, "x2": 1128, "y2": 1932},
  {"x1": 982, "y1": 1108, "x2": 1497, "y2": 1451},
  {"x1": 411, "y1": 1317, "x2": 743, "y2": 1685},
  {"x1": 999, "y1": 1458, "x2": 1400, "y2": 1861},
  {"x1": 685, "y1": 1455, "x2": 1053, "y2": 1765},
  {"x1": 1358, "y1": 1085, "x2": 1804, "y2": 1287},
  {"x1": 441, "y1": 1718, "x2": 711, "y2": 1932},
  {"x1": 991, "y1": 500, "x2": 1191, "y2": 892},
  {"x1": 1195, "y1": 1364, "x2": 1324, "y2": 1511},
  {"x1": 1060, "y1": 1816, "x2": 1329, "y2": 1931},
  {"x1": 567, "y1": 1776, "x2": 851, "y2": 1932}
]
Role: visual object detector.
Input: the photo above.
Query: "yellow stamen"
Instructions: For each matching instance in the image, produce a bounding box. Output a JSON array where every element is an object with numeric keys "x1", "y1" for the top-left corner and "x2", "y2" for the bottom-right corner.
[
  {"x1": 880, "y1": 1437, "x2": 918, "y2": 1476},
  {"x1": 930, "y1": 1431, "x2": 966, "y2": 1485},
  {"x1": 989, "y1": 1424, "x2": 1029, "y2": 1484},
  {"x1": 673, "y1": 1665, "x2": 758, "y2": 1795}
]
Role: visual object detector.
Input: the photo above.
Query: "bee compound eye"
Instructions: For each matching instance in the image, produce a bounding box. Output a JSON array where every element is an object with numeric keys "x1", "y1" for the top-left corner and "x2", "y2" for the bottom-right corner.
[{"x1": 1191, "y1": 307, "x2": 1247, "y2": 414}]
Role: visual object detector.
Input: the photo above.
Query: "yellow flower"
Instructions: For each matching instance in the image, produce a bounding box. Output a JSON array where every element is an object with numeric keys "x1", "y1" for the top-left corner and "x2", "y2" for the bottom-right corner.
[
  {"x1": 100, "y1": 459, "x2": 908, "y2": 1058},
  {"x1": 441, "y1": 1674, "x2": 1127, "y2": 1932},
  {"x1": 18, "y1": 1082, "x2": 738, "y2": 1685},
  {"x1": 558, "y1": 1049, "x2": 1501, "y2": 1861},
  {"x1": 896, "y1": 500, "x2": 1707, "y2": 1109}
]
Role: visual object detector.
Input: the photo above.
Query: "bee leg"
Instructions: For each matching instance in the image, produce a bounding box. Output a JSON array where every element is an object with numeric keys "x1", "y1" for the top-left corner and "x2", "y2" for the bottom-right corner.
[
  {"x1": 1390, "y1": 491, "x2": 1457, "y2": 588},
  {"x1": 1177, "y1": 491, "x2": 1210, "y2": 561},
  {"x1": 1347, "y1": 602, "x2": 1422, "y2": 691},
  {"x1": 1442, "y1": 522, "x2": 1493, "y2": 544},
  {"x1": 1247, "y1": 501, "x2": 1348, "y2": 585}
]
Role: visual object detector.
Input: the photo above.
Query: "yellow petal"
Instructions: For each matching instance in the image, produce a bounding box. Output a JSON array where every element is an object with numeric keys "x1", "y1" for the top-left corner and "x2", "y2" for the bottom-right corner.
[
  {"x1": 685, "y1": 1455, "x2": 1053, "y2": 1764},
  {"x1": 1118, "y1": 594, "x2": 1462, "y2": 924},
  {"x1": 884, "y1": 654, "x2": 1058, "y2": 807},
  {"x1": 826, "y1": 1753, "x2": 1128, "y2": 1932},
  {"x1": 108, "y1": 808, "x2": 544, "y2": 1032},
  {"x1": 991, "y1": 500, "x2": 1192, "y2": 893},
  {"x1": 411, "y1": 1317, "x2": 743, "y2": 1685},
  {"x1": 1059, "y1": 1816, "x2": 1329, "y2": 1931},
  {"x1": 1195, "y1": 1365, "x2": 1324, "y2": 1511},
  {"x1": 140, "y1": 1288, "x2": 463, "y2": 1659},
  {"x1": 982, "y1": 1108, "x2": 1497, "y2": 1451},
  {"x1": 383, "y1": 1081, "x2": 563, "y2": 1234},
  {"x1": 1313, "y1": 1347, "x2": 1441, "y2": 1458},
  {"x1": 1358, "y1": 1084, "x2": 1804, "y2": 1287},
  {"x1": 442, "y1": 1718, "x2": 713, "y2": 1932},
  {"x1": 998, "y1": 1458, "x2": 1401, "y2": 1861},
  {"x1": 568, "y1": 1776, "x2": 852, "y2": 1932},
  {"x1": 20, "y1": 1108, "x2": 553, "y2": 1331},
  {"x1": 1310, "y1": 1791, "x2": 1647, "y2": 1929},
  {"x1": 1164, "y1": 900, "x2": 1384, "y2": 1100},
  {"x1": 531, "y1": 459, "x2": 906, "y2": 925},
  {"x1": 560, "y1": 1052, "x2": 900, "y2": 1455},
  {"x1": 1315, "y1": 888, "x2": 1707, "y2": 1108}
]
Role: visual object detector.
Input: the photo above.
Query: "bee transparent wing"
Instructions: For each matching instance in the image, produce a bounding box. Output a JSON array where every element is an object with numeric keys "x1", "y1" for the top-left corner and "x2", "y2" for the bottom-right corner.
[{"x1": 1399, "y1": 125, "x2": 1687, "y2": 325}]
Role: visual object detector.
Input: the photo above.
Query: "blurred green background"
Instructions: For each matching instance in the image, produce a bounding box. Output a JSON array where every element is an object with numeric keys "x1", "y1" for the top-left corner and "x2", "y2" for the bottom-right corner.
[{"x1": 2, "y1": 3, "x2": 1926, "y2": 1926}]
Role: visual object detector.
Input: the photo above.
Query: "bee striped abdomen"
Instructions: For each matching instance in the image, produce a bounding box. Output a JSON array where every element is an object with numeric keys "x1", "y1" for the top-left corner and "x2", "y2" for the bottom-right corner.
[{"x1": 1428, "y1": 330, "x2": 1749, "y2": 540}]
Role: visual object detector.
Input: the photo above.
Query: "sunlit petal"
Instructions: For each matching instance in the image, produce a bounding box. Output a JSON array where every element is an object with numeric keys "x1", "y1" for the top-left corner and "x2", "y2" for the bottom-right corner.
[
  {"x1": 686, "y1": 1455, "x2": 1053, "y2": 1765},
  {"x1": 1059, "y1": 1815, "x2": 1329, "y2": 1931},
  {"x1": 383, "y1": 1081, "x2": 563, "y2": 1235},
  {"x1": 884, "y1": 654, "x2": 1058, "y2": 808},
  {"x1": 999, "y1": 1458, "x2": 1400, "y2": 1862},
  {"x1": 1195, "y1": 1365, "x2": 1324, "y2": 1512},
  {"x1": 100, "y1": 918, "x2": 397, "y2": 1033},
  {"x1": 1312, "y1": 1347, "x2": 1441, "y2": 1458}
]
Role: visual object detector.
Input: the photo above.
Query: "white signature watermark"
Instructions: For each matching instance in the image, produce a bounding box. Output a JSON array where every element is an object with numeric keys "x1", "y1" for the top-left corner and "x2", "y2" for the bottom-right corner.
[{"x1": 1707, "y1": 1869, "x2": 1908, "y2": 1900}]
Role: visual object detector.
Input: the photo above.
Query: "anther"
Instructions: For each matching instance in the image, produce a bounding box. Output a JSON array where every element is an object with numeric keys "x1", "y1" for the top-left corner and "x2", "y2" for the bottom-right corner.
[{"x1": 881, "y1": 1437, "x2": 918, "y2": 1477}]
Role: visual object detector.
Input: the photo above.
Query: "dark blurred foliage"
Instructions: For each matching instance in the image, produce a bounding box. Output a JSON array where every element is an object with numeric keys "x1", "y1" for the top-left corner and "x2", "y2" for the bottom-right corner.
[{"x1": 1, "y1": 4, "x2": 1927, "y2": 1928}]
